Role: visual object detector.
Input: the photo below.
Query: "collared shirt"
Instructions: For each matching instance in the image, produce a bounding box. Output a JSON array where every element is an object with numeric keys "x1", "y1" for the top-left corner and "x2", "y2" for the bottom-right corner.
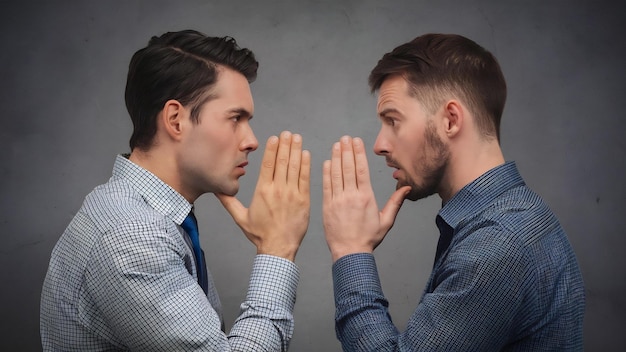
[
  {"x1": 333, "y1": 162, "x2": 585, "y2": 351},
  {"x1": 41, "y1": 155, "x2": 299, "y2": 351}
]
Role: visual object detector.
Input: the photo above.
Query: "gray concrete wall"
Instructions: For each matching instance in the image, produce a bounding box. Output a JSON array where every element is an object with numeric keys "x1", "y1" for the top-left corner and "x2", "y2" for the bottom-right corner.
[{"x1": 1, "y1": 0, "x2": 624, "y2": 350}]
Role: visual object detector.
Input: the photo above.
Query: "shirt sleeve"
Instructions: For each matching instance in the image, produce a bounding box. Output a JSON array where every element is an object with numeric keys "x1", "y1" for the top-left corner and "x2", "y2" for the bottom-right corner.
[
  {"x1": 332, "y1": 253, "x2": 400, "y2": 351},
  {"x1": 228, "y1": 254, "x2": 299, "y2": 351},
  {"x1": 333, "y1": 234, "x2": 532, "y2": 351},
  {"x1": 86, "y1": 219, "x2": 299, "y2": 351}
]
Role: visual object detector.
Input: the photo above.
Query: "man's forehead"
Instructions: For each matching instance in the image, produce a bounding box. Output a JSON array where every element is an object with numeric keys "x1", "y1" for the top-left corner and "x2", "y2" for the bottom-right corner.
[
  {"x1": 379, "y1": 75, "x2": 411, "y2": 95},
  {"x1": 213, "y1": 67, "x2": 253, "y2": 100},
  {"x1": 377, "y1": 76, "x2": 411, "y2": 108}
]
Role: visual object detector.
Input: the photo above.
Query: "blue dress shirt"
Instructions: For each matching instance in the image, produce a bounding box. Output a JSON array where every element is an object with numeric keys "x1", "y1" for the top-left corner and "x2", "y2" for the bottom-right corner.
[
  {"x1": 333, "y1": 162, "x2": 585, "y2": 351},
  {"x1": 40, "y1": 155, "x2": 299, "y2": 351}
]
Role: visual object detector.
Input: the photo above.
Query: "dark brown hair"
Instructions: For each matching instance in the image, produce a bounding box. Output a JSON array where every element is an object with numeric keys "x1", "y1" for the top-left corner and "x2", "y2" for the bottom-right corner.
[
  {"x1": 125, "y1": 30, "x2": 258, "y2": 151},
  {"x1": 369, "y1": 33, "x2": 507, "y2": 141}
]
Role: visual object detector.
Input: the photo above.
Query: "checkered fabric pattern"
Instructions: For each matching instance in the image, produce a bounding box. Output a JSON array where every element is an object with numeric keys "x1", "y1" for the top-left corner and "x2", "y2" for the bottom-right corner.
[
  {"x1": 332, "y1": 162, "x2": 585, "y2": 351},
  {"x1": 40, "y1": 155, "x2": 299, "y2": 351}
]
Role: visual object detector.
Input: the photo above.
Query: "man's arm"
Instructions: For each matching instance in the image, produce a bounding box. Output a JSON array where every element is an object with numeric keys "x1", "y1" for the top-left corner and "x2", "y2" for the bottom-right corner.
[
  {"x1": 217, "y1": 131, "x2": 311, "y2": 350},
  {"x1": 228, "y1": 254, "x2": 299, "y2": 351},
  {"x1": 331, "y1": 228, "x2": 531, "y2": 351},
  {"x1": 332, "y1": 253, "x2": 400, "y2": 351},
  {"x1": 321, "y1": 135, "x2": 409, "y2": 350}
]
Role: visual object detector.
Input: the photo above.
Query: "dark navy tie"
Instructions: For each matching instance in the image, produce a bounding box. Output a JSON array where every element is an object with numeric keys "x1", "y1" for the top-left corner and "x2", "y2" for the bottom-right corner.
[
  {"x1": 434, "y1": 215, "x2": 454, "y2": 266},
  {"x1": 181, "y1": 212, "x2": 208, "y2": 295}
]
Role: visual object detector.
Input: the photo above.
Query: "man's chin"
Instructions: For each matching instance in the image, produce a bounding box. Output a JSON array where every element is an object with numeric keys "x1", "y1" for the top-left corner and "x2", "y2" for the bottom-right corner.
[
  {"x1": 396, "y1": 181, "x2": 415, "y2": 201},
  {"x1": 224, "y1": 186, "x2": 239, "y2": 197},
  {"x1": 405, "y1": 192, "x2": 419, "y2": 201},
  {"x1": 397, "y1": 182, "x2": 434, "y2": 202},
  {"x1": 403, "y1": 188, "x2": 422, "y2": 201},
  {"x1": 216, "y1": 182, "x2": 239, "y2": 197}
]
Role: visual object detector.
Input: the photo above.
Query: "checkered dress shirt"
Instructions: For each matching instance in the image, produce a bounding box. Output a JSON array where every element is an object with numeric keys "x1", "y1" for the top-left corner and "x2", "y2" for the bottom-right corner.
[
  {"x1": 41, "y1": 155, "x2": 299, "y2": 351},
  {"x1": 333, "y1": 162, "x2": 585, "y2": 351}
]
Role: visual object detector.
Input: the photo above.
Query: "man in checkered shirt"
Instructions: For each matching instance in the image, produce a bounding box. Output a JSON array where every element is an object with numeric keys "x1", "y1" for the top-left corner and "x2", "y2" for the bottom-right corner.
[{"x1": 40, "y1": 30, "x2": 311, "y2": 351}]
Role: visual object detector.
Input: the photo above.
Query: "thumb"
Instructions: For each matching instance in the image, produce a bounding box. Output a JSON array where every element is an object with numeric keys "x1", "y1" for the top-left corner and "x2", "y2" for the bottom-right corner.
[
  {"x1": 379, "y1": 186, "x2": 411, "y2": 230},
  {"x1": 215, "y1": 193, "x2": 247, "y2": 225}
]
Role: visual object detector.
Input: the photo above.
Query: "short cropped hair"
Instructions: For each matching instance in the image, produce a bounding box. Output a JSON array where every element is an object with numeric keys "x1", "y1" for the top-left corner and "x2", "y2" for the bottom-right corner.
[
  {"x1": 369, "y1": 33, "x2": 507, "y2": 141},
  {"x1": 125, "y1": 30, "x2": 258, "y2": 151}
]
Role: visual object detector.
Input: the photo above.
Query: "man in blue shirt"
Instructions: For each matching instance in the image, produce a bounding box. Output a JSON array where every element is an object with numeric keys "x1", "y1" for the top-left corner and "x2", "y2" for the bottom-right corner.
[
  {"x1": 322, "y1": 34, "x2": 585, "y2": 351},
  {"x1": 41, "y1": 30, "x2": 311, "y2": 351}
]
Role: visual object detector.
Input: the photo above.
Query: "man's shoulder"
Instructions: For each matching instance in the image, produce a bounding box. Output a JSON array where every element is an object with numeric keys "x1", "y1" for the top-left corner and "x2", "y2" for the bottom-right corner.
[
  {"x1": 79, "y1": 176, "x2": 165, "y2": 233},
  {"x1": 464, "y1": 181, "x2": 554, "y2": 227},
  {"x1": 85, "y1": 176, "x2": 143, "y2": 212},
  {"x1": 493, "y1": 185, "x2": 562, "y2": 240},
  {"x1": 451, "y1": 183, "x2": 570, "y2": 270}
]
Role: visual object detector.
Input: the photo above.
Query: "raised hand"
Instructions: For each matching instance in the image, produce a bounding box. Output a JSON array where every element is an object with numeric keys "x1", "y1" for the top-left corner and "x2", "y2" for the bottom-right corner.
[
  {"x1": 322, "y1": 136, "x2": 410, "y2": 262},
  {"x1": 217, "y1": 131, "x2": 311, "y2": 262}
]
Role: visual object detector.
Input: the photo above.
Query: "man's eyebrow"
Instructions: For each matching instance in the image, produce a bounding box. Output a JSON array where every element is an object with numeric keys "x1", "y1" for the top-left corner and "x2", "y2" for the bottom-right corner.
[
  {"x1": 378, "y1": 108, "x2": 400, "y2": 118},
  {"x1": 228, "y1": 107, "x2": 253, "y2": 118}
]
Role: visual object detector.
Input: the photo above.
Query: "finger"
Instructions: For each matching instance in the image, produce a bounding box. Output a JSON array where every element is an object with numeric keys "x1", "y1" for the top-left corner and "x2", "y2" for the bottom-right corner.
[
  {"x1": 274, "y1": 131, "x2": 292, "y2": 183},
  {"x1": 379, "y1": 186, "x2": 411, "y2": 230},
  {"x1": 299, "y1": 150, "x2": 311, "y2": 195},
  {"x1": 322, "y1": 159, "x2": 332, "y2": 200},
  {"x1": 287, "y1": 134, "x2": 303, "y2": 186},
  {"x1": 352, "y1": 137, "x2": 372, "y2": 190},
  {"x1": 215, "y1": 193, "x2": 247, "y2": 225},
  {"x1": 258, "y1": 135, "x2": 279, "y2": 184},
  {"x1": 340, "y1": 136, "x2": 357, "y2": 191},
  {"x1": 330, "y1": 141, "x2": 343, "y2": 194}
]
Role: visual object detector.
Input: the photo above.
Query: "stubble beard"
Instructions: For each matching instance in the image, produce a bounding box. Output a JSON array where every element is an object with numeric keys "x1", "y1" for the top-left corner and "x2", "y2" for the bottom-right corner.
[{"x1": 399, "y1": 121, "x2": 450, "y2": 201}]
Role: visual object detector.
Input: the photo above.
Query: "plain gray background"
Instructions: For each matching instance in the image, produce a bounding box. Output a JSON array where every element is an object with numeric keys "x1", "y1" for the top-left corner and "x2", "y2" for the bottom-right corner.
[{"x1": 1, "y1": 0, "x2": 624, "y2": 350}]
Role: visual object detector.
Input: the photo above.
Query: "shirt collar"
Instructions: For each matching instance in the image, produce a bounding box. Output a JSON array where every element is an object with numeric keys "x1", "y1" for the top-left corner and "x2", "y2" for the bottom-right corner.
[
  {"x1": 437, "y1": 161, "x2": 525, "y2": 229},
  {"x1": 112, "y1": 154, "x2": 192, "y2": 225}
]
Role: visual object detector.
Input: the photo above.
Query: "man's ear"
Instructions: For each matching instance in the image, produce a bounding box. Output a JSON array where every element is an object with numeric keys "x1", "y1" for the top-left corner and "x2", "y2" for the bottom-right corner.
[
  {"x1": 443, "y1": 100, "x2": 464, "y2": 138},
  {"x1": 160, "y1": 99, "x2": 186, "y2": 142}
]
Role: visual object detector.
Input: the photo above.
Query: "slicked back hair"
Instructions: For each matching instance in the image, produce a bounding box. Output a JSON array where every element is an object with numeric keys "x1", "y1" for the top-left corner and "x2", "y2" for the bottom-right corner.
[
  {"x1": 369, "y1": 34, "x2": 507, "y2": 141},
  {"x1": 125, "y1": 30, "x2": 258, "y2": 151}
]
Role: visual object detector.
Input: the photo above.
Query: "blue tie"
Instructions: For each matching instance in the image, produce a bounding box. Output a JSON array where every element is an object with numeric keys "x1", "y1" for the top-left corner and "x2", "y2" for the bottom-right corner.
[{"x1": 181, "y1": 212, "x2": 208, "y2": 295}]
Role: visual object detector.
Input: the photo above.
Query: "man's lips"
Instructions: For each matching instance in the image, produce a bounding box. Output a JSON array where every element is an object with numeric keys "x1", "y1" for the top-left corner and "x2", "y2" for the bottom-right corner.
[
  {"x1": 235, "y1": 161, "x2": 248, "y2": 176},
  {"x1": 386, "y1": 162, "x2": 400, "y2": 179}
]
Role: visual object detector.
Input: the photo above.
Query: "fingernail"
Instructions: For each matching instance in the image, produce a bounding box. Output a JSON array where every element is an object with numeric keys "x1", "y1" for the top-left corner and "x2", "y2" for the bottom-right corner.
[
  {"x1": 341, "y1": 136, "x2": 350, "y2": 144},
  {"x1": 293, "y1": 134, "x2": 301, "y2": 142},
  {"x1": 353, "y1": 137, "x2": 362, "y2": 146},
  {"x1": 269, "y1": 136, "x2": 278, "y2": 144}
]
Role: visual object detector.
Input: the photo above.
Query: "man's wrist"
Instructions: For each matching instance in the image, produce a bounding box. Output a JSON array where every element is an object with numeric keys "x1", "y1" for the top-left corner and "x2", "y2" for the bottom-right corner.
[
  {"x1": 257, "y1": 247, "x2": 299, "y2": 262},
  {"x1": 330, "y1": 246, "x2": 373, "y2": 263}
]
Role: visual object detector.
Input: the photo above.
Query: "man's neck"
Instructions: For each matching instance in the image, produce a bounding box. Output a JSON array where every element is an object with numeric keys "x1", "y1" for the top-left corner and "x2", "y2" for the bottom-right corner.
[
  {"x1": 129, "y1": 149, "x2": 195, "y2": 203},
  {"x1": 439, "y1": 139, "x2": 505, "y2": 203}
]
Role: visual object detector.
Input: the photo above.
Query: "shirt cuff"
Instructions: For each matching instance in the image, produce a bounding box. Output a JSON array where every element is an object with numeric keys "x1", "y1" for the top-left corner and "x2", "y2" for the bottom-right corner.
[
  {"x1": 247, "y1": 254, "x2": 300, "y2": 310},
  {"x1": 332, "y1": 253, "x2": 383, "y2": 303}
]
